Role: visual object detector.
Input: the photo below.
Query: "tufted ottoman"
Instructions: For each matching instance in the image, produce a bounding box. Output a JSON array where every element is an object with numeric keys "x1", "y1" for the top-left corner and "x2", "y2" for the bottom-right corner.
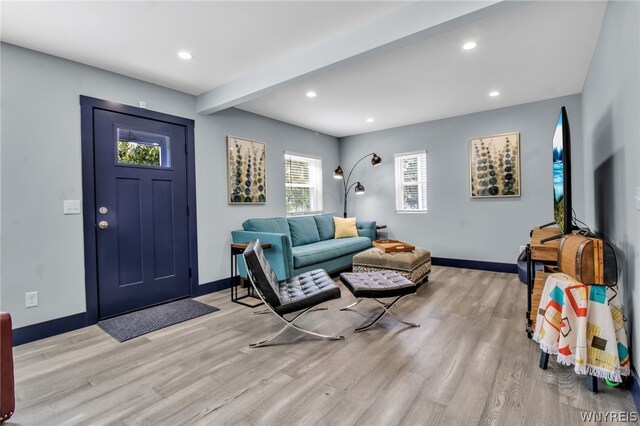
[
  {"x1": 352, "y1": 247, "x2": 431, "y2": 284},
  {"x1": 339, "y1": 270, "x2": 422, "y2": 332}
]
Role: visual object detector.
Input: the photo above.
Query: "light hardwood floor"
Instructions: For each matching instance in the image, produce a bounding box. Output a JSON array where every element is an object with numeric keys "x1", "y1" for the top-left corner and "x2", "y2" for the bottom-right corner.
[{"x1": 9, "y1": 266, "x2": 638, "y2": 425}]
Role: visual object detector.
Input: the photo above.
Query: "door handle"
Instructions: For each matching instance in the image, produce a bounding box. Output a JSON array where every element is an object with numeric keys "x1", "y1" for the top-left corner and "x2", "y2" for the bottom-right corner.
[{"x1": 98, "y1": 220, "x2": 109, "y2": 230}]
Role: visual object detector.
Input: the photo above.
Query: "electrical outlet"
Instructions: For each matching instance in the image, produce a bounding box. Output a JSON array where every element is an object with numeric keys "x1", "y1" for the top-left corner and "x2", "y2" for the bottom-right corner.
[
  {"x1": 636, "y1": 187, "x2": 640, "y2": 211},
  {"x1": 519, "y1": 245, "x2": 527, "y2": 256},
  {"x1": 63, "y1": 200, "x2": 81, "y2": 215},
  {"x1": 25, "y1": 291, "x2": 38, "y2": 308}
]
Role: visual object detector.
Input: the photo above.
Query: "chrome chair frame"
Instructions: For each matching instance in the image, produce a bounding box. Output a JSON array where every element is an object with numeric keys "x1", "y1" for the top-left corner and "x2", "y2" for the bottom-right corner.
[{"x1": 243, "y1": 251, "x2": 345, "y2": 348}]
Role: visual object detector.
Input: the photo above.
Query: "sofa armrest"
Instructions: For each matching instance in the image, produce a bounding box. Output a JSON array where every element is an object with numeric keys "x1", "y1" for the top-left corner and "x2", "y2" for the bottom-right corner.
[
  {"x1": 231, "y1": 231, "x2": 293, "y2": 280},
  {"x1": 356, "y1": 220, "x2": 377, "y2": 241}
]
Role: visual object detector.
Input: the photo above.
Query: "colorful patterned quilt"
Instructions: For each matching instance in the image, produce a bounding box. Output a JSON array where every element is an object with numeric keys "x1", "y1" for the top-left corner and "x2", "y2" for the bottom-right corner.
[{"x1": 533, "y1": 273, "x2": 630, "y2": 382}]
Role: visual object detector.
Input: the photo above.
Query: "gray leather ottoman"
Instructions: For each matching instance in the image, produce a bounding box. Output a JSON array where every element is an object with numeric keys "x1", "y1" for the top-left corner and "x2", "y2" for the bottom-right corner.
[
  {"x1": 339, "y1": 270, "x2": 422, "y2": 332},
  {"x1": 352, "y1": 247, "x2": 431, "y2": 284}
]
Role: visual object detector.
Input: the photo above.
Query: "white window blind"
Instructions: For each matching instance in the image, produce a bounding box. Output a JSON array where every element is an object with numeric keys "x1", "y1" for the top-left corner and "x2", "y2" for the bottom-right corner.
[
  {"x1": 394, "y1": 151, "x2": 427, "y2": 213},
  {"x1": 285, "y1": 152, "x2": 323, "y2": 216}
]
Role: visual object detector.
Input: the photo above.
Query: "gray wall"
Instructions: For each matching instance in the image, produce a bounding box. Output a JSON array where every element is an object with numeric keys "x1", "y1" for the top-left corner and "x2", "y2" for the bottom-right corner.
[
  {"x1": 581, "y1": 1, "x2": 640, "y2": 373},
  {"x1": 0, "y1": 43, "x2": 340, "y2": 328},
  {"x1": 339, "y1": 94, "x2": 584, "y2": 264},
  {"x1": 195, "y1": 109, "x2": 341, "y2": 284}
]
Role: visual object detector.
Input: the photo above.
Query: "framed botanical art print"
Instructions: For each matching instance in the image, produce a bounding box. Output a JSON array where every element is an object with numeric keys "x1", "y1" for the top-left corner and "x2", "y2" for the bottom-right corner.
[
  {"x1": 227, "y1": 136, "x2": 267, "y2": 204},
  {"x1": 469, "y1": 132, "x2": 520, "y2": 198}
]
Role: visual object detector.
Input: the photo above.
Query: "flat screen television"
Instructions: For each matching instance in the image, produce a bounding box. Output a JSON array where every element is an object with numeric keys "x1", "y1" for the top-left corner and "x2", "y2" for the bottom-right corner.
[{"x1": 552, "y1": 106, "x2": 572, "y2": 234}]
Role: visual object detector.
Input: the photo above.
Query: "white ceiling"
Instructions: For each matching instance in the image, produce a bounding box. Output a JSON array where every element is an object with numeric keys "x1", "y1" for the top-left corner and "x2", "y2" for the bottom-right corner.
[
  {"x1": 238, "y1": 1, "x2": 607, "y2": 136},
  {"x1": 0, "y1": 1, "x2": 406, "y2": 95},
  {"x1": 1, "y1": 1, "x2": 606, "y2": 137}
]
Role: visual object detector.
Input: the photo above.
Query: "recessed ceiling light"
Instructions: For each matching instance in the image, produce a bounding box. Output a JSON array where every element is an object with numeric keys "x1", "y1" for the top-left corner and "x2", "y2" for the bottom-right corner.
[
  {"x1": 366, "y1": 118, "x2": 374, "y2": 123},
  {"x1": 178, "y1": 51, "x2": 193, "y2": 60},
  {"x1": 463, "y1": 41, "x2": 477, "y2": 50},
  {"x1": 489, "y1": 91, "x2": 500, "y2": 97},
  {"x1": 306, "y1": 91, "x2": 317, "y2": 98}
]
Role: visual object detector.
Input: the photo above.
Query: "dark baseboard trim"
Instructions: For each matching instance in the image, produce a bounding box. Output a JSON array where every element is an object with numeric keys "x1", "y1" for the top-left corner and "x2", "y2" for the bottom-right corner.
[
  {"x1": 192, "y1": 277, "x2": 233, "y2": 297},
  {"x1": 13, "y1": 312, "x2": 88, "y2": 346},
  {"x1": 12, "y1": 278, "x2": 233, "y2": 346},
  {"x1": 432, "y1": 257, "x2": 517, "y2": 274},
  {"x1": 631, "y1": 369, "x2": 640, "y2": 412}
]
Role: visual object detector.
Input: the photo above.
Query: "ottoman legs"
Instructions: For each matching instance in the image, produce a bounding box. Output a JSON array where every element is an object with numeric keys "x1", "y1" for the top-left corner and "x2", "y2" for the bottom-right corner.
[
  {"x1": 339, "y1": 299, "x2": 363, "y2": 311},
  {"x1": 341, "y1": 295, "x2": 420, "y2": 332}
]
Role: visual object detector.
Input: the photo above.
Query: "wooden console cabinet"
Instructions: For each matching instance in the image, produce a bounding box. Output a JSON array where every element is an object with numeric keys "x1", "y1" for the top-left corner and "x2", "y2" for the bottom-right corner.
[
  {"x1": 526, "y1": 227, "x2": 562, "y2": 336},
  {"x1": 530, "y1": 227, "x2": 562, "y2": 261}
]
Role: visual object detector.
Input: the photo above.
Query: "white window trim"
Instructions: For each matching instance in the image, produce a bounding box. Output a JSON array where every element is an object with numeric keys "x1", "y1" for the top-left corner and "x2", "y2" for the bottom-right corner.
[
  {"x1": 285, "y1": 151, "x2": 322, "y2": 161},
  {"x1": 394, "y1": 150, "x2": 428, "y2": 214},
  {"x1": 285, "y1": 151, "x2": 324, "y2": 217}
]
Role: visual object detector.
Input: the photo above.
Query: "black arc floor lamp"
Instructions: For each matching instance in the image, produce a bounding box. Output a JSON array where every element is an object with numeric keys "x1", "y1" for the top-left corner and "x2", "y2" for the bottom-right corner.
[{"x1": 334, "y1": 153, "x2": 382, "y2": 218}]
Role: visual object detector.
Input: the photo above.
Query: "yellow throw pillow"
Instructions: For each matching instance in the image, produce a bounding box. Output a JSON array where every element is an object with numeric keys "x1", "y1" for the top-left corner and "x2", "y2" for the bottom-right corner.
[{"x1": 334, "y1": 217, "x2": 358, "y2": 238}]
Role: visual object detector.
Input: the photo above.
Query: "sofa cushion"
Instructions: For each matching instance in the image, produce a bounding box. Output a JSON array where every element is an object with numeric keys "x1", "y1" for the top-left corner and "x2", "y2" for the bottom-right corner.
[
  {"x1": 275, "y1": 269, "x2": 341, "y2": 315},
  {"x1": 242, "y1": 217, "x2": 291, "y2": 240},
  {"x1": 287, "y1": 216, "x2": 320, "y2": 247},
  {"x1": 314, "y1": 213, "x2": 336, "y2": 241},
  {"x1": 292, "y1": 237, "x2": 371, "y2": 268},
  {"x1": 356, "y1": 220, "x2": 377, "y2": 241}
]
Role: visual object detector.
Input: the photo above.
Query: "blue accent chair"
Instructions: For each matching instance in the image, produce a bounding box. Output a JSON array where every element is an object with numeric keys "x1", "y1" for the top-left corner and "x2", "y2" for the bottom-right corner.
[{"x1": 232, "y1": 213, "x2": 376, "y2": 280}]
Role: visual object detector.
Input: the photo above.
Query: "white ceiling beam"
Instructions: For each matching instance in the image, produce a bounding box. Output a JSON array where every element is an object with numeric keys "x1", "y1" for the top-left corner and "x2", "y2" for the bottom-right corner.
[{"x1": 196, "y1": 1, "x2": 528, "y2": 115}]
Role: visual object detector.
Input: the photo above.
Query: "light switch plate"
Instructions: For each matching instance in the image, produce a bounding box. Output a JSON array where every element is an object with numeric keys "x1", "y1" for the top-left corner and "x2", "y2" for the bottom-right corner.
[
  {"x1": 636, "y1": 187, "x2": 640, "y2": 211},
  {"x1": 63, "y1": 200, "x2": 81, "y2": 215}
]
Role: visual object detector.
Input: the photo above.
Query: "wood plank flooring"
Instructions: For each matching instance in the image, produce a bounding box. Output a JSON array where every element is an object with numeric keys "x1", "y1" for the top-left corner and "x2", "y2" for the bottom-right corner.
[{"x1": 9, "y1": 266, "x2": 638, "y2": 425}]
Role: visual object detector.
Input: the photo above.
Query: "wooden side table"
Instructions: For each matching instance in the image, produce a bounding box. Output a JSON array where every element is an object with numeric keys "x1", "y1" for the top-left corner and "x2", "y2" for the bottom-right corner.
[
  {"x1": 526, "y1": 227, "x2": 562, "y2": 336},
  {"x1": 230, "y1": 242, "x2": 271, "y2": 308},
  {"x1": 376, "y1": 224, "x2": 387, "y2": 239}
]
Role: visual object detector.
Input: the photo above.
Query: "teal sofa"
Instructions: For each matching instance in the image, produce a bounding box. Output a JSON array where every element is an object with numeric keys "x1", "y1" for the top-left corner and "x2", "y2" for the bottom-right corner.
[{"x1": 232, "y1": 213, "x2": 376, "y2": 280}]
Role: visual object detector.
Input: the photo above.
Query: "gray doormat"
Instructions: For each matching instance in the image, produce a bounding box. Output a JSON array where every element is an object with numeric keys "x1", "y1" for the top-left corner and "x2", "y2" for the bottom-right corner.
[{"x1": 98, "y1": 299, "x2": 219, "y2": 342}]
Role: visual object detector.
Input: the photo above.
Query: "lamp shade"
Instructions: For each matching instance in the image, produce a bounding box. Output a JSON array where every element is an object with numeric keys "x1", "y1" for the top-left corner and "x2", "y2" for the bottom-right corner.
[
  {"x1": 354, "y1": 182, "x2": 365, "y2": 194},
  {"x1": 334, "y1": 165, "x2": 344, "y2": 179},
  {"x1": 371, "y1": 153, "x2": 382, "y2": 166}
]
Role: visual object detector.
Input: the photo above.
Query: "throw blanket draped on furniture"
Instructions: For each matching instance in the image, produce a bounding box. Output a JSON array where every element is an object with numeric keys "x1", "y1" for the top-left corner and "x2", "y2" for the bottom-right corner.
[{"x1": 533, "y1": 273, "x2": 630, "y2": 382}]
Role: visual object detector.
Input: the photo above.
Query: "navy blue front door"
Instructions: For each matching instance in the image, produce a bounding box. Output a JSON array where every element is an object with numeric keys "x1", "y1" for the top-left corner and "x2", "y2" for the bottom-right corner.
[{"x1": 94, "y1": 109, "x2": 190, "y2": 318}]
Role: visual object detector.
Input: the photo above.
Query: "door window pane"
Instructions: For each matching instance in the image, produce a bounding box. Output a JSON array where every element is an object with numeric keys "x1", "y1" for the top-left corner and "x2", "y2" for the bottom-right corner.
[{"x1": 117, "y1": 128, "x2": 171, "y2": 168}]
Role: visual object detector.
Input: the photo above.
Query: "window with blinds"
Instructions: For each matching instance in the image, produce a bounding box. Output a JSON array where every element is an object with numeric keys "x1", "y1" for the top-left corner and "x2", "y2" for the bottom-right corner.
[
  {"x1": 394, "y1": 151, "x2": 427, "y2": 213},
  {"x1": 285, "y1": 152, "x2": 323, "y2": 216}
]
